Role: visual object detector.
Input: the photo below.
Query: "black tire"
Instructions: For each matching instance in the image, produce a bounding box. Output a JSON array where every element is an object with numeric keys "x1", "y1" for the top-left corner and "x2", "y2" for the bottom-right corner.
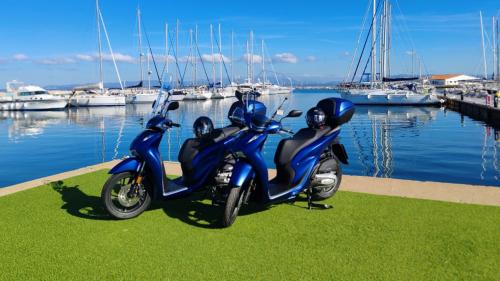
[
  {"x1": 101, "y1": 172, "x2": 152, "y2": 219},
  {"x1": 222, "y1": 186, "x2": 246, "y2": 227},
  {"x1": 311, "y1": 162, "x2": 342, "y2": 201}
]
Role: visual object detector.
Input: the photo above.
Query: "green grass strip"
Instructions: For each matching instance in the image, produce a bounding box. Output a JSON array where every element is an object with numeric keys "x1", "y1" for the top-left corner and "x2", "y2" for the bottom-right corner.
[{"x1": 0, "y1": 170, "x2": 498, "y2": 281}]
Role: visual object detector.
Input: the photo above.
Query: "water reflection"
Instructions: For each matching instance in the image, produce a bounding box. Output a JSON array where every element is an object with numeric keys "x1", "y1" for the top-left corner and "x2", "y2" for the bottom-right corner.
[
  {"x1": 1, "y1": 111, "x2": 68, "y2": 140},
  {"x1": 0, "y1": 92, "x2": 498, "y2": 187},
  {"x1": 348, "y1": 106, "x2": 440, "y2": 178}
]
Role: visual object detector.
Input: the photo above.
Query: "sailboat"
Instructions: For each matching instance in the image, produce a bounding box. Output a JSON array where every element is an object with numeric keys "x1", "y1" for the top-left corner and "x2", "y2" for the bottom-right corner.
[
  {"x1": 70, "y1": 0, "x2": 125, "y2": 107},
  {"x1": 126, "y1": 8, "x2": 158, "y2": 104},
  {"x1": 340, "y1": 0, "x2": 440, "y2": 106}
]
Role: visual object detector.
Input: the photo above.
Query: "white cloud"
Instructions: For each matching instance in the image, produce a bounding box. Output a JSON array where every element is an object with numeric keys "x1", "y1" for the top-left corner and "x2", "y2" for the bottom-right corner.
[
  {"x1": 75, "y1": 53, "x2": 135, "y2": 63},
  {"x1": 273, "y1": 53, "x2": 298, "y2": 64},
  {"x1": 406, "y1": 51, "x2": 416, "y2": 56},
  {"x1": 102, "y1": 53, "x2": 135, "y2": 63},
  {"x1": 13, "y1": 54, "x2": 29, "y2": 61},
  {"x1": 305, "y1": 56, "x2": 317, "y2": 62},
  {"x1": 76, "y1": 54, "x2": 94, "y2": 61},
  {"x1": 201, "y1": 54, "x2": 231, "y2": 63},
  {"x1": 36, "y1": 57, "x2": 77, "y2": 65},
  {"x1": 242, "y1": 54, "x2": 262, "y2": 64}
]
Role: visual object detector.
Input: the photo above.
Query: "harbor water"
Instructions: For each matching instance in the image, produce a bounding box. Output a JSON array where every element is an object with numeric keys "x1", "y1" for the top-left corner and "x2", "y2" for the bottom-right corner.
[{"x1": 0, "y1": 89, "x2": 498, "y2": 188}]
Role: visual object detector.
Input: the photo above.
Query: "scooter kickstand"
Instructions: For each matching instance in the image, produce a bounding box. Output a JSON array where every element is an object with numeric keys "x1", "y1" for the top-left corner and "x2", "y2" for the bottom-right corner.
[{"x1": 307, "y1": 186, "x2": 333, "y2": 210}]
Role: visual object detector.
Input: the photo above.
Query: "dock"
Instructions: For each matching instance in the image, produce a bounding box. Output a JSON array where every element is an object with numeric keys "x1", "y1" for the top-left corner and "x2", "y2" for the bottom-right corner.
[
  {"x1": 439, "y1": 92, "x2": 500, "y2": 127},
  {"x1": 1, "y1": 161, "x2": 499, "y2": 206}
]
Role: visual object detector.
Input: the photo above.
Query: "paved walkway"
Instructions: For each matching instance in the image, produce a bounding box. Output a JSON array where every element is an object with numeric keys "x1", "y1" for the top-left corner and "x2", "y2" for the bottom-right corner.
[{"x1": 1, "y1": 161, "x2": 499, "y2": 206}]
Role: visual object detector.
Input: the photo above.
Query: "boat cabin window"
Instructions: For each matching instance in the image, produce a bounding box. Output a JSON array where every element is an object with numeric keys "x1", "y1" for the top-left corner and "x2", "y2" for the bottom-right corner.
[{"x1": 18, "y1": 91, "x2": 47, "y2": 96}]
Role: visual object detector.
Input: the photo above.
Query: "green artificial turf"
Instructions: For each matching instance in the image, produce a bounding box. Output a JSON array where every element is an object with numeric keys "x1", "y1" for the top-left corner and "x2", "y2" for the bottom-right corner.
[{"x1": 0, "y1": 170, "x2": 499, "y2": 281}]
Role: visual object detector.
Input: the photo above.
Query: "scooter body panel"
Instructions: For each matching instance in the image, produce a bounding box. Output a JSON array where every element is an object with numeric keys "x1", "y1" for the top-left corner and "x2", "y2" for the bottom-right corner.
[
  {"x1": 108, "y1": 157, "x2": 141, "y2": 175},
  {"x1": 233, "y1": 128, "x2": 341, "y2": 204}
]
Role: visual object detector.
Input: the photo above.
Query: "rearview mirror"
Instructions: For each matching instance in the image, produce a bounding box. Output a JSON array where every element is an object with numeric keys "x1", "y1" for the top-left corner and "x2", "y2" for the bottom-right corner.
[
  {"x1": 286, "y1": 110, "x2": 302, "y2": 118},
  {"x1": 167, "y1": 101, "x2": 179, "y2": 111}
]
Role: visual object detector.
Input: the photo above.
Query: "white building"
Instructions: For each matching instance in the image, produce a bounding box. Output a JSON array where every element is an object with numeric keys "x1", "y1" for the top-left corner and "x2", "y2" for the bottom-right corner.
[{"x1": 430, "y1": 74, "x2": 480, "y2": 86}]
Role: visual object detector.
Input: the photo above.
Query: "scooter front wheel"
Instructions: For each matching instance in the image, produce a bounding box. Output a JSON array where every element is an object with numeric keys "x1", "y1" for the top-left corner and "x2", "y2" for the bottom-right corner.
[
  {"x1": 222, "y1": 186, "x2": 247, "y2": 227},
  {"x1": 101, "y1": 172, "x2": 152, "y2": 219}
]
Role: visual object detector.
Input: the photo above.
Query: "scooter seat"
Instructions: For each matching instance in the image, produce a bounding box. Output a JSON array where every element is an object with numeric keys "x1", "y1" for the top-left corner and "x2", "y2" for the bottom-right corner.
[
  {"x1": 210, "y1": 126, "x2": 241, "y2": 143},
  {"x1": 275, "y1": 127, "x2": 331, "y2": 166},
  {"x1": 273, "y1": 127, "x2": 331, "y2": 185},
  {"x1": 178, "y1": 126, "x2": 241, "y2": 184}
]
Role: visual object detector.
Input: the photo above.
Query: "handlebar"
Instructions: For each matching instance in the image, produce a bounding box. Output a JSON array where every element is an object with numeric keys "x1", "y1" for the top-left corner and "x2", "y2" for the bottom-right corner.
[
  {"x1": 279, "y1": 128, "x2": 294, "y2": 135},
  {"x1": 170, "y1": 122, "x2": 181, "y2": 128}
]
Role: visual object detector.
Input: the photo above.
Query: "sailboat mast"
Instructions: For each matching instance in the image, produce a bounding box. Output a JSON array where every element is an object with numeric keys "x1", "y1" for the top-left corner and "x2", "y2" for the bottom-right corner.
[
  {"x1": 194, "y1": 25, "x2": 198, "y2": 86},
  {"x1": 493, "y1": 17, "x2": 497, "y2": 81},
  {"x1": 250, "y1": 31, "x2": 254, "y2": 83},
  {"x1": 218, "y1": 24, "x2": 223, "y2": 87},
  {"x1": 176, "y1": 19, "x2": 179, "y2": 88},
  {"x1": 387, "y1": 2, "x2": 391, "y2": 78},
  {"x1": 495, "y1": 18, "x2": 500, "y2": 81},
  {"x1": 379, "y1": 0, "x2": 385, "y2": 80},
  {"x1": 371, "y1": 0, "x2": 377, "y2": 83},
  {"x1": 246, "y1": 39, "x2": 250, "y2": 83},
  {"x1": 480, "y1": 11, "x2": 487, "y2": 79},
  {"x1": 165, "y1": 23, "x2": 169, "y2": 78},
  {"x1": 210, "y1": 24, "x2": 215, "y2": 86},
  {"x1": 231, "y1": 31, "x2": 234, "y2": 84},
  {"x1": 96, "y1": 0, "x2": 104, "y2": 94},
  {"x1": 262, "y1": 39, "x2": 266, "y2": 87},
  {"x1": 147, "y1": 47, "x2": 151, "y2": 90},
  {"x1": 189, "y1": 29, "x2": 194, "y2": 87},
  {"x1": 137, "y1": 8, "x2": 144, "y2": 84}
]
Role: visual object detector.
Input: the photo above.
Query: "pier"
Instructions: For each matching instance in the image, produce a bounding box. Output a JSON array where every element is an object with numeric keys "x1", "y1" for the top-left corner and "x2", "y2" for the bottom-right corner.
[{"x1": 440, "y1": 92, "x2": 500, "y2": 127}]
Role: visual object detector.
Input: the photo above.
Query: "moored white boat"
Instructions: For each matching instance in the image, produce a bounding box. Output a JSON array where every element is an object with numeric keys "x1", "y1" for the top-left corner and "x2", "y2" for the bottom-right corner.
[
  {"x1": 0, "y1": 85, "x2": 68, "y2": 111},
  {"x1": 341, "y1": 89, "x2": 441, "y2": 105},
  {"x1": 125, "y1": 89, "x2": 158, "y2": 104},
  {"x1": 70, "y1": 91, "x2": 125, "y2": 107},
  {"x1": 184, "y1": 88, "x2": 212, "y2": 100}
]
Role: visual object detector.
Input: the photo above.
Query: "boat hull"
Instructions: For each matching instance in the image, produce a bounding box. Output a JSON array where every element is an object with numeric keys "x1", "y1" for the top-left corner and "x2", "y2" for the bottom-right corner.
[
  {"x1": 126, "y1": 93, "x2": 158, "y2": 104},
  {"x1": 70, "y1": 95, "x2": 126, "y2": 107},
  {"x1": 0, "y1": 99, "x2": 68, "y2": 111},
  {"x1": 341, "y1": 91, "x2": 441, "y2": 106}
]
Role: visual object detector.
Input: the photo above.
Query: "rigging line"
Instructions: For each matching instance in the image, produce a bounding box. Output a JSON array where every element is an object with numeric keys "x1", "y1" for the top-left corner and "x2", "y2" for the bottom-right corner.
[
  {"x1": 345, "y1": 0, "x2": 372, "y2": 83},
  {"x1": 264, "y1": 42, "x2": 281, "y2": 85},
  {"x1": 359, "y1": 21, "x2": 382, "y2": 83},
  {"x1": 142, "y1": 24, "x2": 162, "y2": 86},
  {"x1": 213, "y1": 30, "x2": 232, "y2": 84},
  {"x1": 194, "y1": 32, "x2": 212, "y2": 85},
  {"x1": 180, "y1": 33, "x2": 192, "y2": 85},
  {"x1": 166, "y1": 28, "x2": 183, "y2": 86},
  {"x1": 351, "y1": 0, "x2": 383, "y2": 83},
  {"x1": 98, "y1": 9, "x2": 124, "y2": 90},
  {"x1": 394, "y1": 0, "x2": 427, "y2": 72},
  {"x1": 160, "y1": 27, "x2": 172, "y2": 82}
]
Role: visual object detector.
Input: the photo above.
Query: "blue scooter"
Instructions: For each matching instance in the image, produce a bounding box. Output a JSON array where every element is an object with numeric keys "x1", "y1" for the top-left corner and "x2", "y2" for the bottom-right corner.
[
  {"x1": 221, "y1": 96, "x2": 355, "y2": 227},
  {"x1": 101, "y1": 94, "x2": 249, "y2": 219}
]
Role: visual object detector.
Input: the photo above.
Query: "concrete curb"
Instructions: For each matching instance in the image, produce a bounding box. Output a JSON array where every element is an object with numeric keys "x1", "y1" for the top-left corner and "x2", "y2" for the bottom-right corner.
[{"x1": 1, "y1": 161, "x2": 499, "y2": 206}]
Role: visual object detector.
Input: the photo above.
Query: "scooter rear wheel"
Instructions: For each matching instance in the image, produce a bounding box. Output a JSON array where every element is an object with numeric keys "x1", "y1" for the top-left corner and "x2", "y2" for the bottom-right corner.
[
  {"x1": 101, "y1": 172, "x2": 152, "y2": 219},
  {"x1": 311, "y1": 160, "x2": 342, "y2": 201}
]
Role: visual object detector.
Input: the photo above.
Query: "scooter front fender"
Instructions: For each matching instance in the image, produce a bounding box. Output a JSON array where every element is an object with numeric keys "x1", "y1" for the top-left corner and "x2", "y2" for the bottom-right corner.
[
  {"x1": 108, "y1": 157, "x2": 141, "y2": 175},
  {"x1": 229, "y1": 161, "x2": 254, "y2": 188}
]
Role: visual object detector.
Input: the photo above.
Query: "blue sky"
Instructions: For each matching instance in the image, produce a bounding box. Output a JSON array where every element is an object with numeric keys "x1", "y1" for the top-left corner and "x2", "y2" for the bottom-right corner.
[{"x1": 0, "y1": 0, "x2": 499, "y2": 87}]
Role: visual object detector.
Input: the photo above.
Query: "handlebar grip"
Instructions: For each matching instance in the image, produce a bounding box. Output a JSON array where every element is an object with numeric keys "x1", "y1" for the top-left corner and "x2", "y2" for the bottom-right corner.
[
  {"x1": 171, "y1": 123, "x2": 181, "y2": 128},
  {"x1": 280, "y1": 128, "x2": 294, "y2": 134}
]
